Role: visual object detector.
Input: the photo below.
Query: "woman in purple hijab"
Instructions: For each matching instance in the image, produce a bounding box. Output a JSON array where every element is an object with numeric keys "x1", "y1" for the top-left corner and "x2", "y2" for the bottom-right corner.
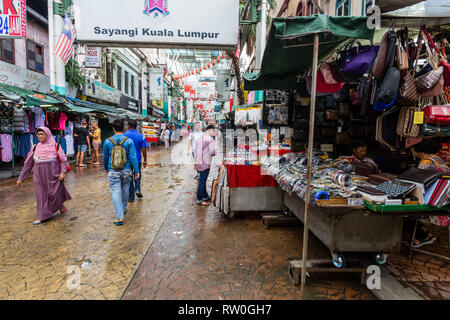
[{"x1": 16, "y1": 126, "x2": 72, "y2": 225}]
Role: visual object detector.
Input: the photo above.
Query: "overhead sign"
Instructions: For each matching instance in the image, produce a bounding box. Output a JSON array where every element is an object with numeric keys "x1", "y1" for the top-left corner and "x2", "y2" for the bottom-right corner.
[
  {"x1": 196, "y1": 82, "x2": 215, "y2": 100},
  {"x1": 73, "y1": 0, "x2": 239, "y2": 49},
  {"x1": 0, "y1": 0, "x2": 26, "y2": 38},
  {"x1": 120, "y1": 94, "x2": 139, "y2": 112},
  {"x1": 215, "y1": 70, "x2": 230, "y2": 102},
  {"x1": 0, "y1": 60, "x2": 50, "y2": 92},
  {"x1": 82, "y1": 77, "x2": 120, "y2": 104},
  {"x1": 149, "y1": 68, "x2": 164, "y2": 100},
  {"x1": 85, "y1": 46, "x2": 102, "y2": 68}
]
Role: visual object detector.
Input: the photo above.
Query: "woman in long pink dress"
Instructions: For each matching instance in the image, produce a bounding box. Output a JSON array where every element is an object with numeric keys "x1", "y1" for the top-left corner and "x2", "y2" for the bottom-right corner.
[{"x1": 16, "y1": 126, "x2": 72, "y2": 225}]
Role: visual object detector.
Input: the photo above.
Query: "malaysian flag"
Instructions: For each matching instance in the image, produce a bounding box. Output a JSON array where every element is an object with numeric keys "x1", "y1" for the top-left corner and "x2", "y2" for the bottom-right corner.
[{"x1": 54, "y1": 16, "x2": 77, "y2": 65}]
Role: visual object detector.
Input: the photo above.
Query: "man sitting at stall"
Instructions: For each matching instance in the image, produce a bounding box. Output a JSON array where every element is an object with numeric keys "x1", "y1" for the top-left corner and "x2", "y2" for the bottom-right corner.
[{"x1": 350, "y1": 140, "x2": 377, "y2": 166}]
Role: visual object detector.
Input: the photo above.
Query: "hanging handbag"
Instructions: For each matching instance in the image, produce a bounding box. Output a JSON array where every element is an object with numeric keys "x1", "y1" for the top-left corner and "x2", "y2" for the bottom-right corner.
[
  {"x1": 422, "y1": 123, "x2": 450, "y2": 136},
  {"x1": 325, "y1": 110, "x2": 338, "y2": 121},
  {"x1": 396, "y1": 106, "x2": 421, "y2": 137},
  {"x1": 339, "y1": 41, "x2": 380, "y2": 81},
  {"x1": 415, "y1": 66, "x2": 444, "y2": 92},
  {"x1": 424, "y1": 104, "x2": 450, "y2": 125},
  {"x1": 396, "y1": 36, "x2": 409, "y2": 77},
  {"x1": 398, "y1": 71, "x2": 420, "y2": 105},
  {"x1": 338, "y1": 102, "x2": 351, "y2": 117},
  {"x1": 319, "y1": 63, "x2": 340, "y2": 85},
  {"x1": 374, "y1": 31, "x2": 401, "y2": 111},
  {"x1": 376, "y1": 107, "x2": 401, "y2": 152},
  {"x1": 316, "y1": 69, "x2": 345, "y2": 93},
  {"x1": 420, "y1": 74, "x2": 445, "y2": 98},
  {"x1": 421, "y1": 26, "x2": 450, "y2": 87},
  {"x1": 373, "y1": 31, "x2": 390, "y2": 79}
]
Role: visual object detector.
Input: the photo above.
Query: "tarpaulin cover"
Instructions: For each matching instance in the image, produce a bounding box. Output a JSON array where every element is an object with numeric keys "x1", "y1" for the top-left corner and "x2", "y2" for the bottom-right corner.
[
  {"x1": 382, "y1": 0, "x2": 450, "y2": 27},
  {"x1": 66, "y1": 97, "x2": 124, "y2": 115},
  {"x1": 244, "y1": 15, "x2": 374, "y2": 90},
  {"x1": 226, "y1": 164, "x2": 277, "y2": 188},
  {"x1": 0, "y1": 84, "x2": 61, "y2": 106}
]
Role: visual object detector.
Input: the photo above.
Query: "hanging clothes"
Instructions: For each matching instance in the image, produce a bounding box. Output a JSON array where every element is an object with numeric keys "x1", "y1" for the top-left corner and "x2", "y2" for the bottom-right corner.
[
  {"x1": 13, "y1": 107, "x2": 27, "y2": 132},
  {"x1": 0, "y1": 134, "x2": 13, "y2": 162},
  {"x1": 19, "y1": 133, "x2": 32, "y2": 158},
  {"x1": 65, "y1": 134, "x2": 74, "y2": 156},
  {"x1": 58, "y1": 112, "x2": 68, "y2": 131},
  {"x1": 65, "y1": 121, "x2": 74, "y2": 136},
  {"x1": 54, "y1": 135, "x2": 67, "y2": 154},
  {"x1": 47, "y1": 112, "x2": 60, "y2": 130},
  {"x1": 32, "y1": 107, "x2": 45, "y2": 128}
]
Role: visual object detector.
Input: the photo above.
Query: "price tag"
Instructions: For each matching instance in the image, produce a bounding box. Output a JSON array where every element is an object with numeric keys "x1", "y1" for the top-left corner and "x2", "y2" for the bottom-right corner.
[{"x1": 414, "y1": 112, "x2": 424, "y2": 124}]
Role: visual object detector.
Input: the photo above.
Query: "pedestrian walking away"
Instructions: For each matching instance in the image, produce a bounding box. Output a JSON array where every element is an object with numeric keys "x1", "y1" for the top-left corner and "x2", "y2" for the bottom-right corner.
[
  {"x1": 187, "y1": 122, "x2": 202, "y2": 180},
  {"x1": 16, "y1": 127, "x2": 72, "y2": 226},
  {"x1": 75, "y1": 120, "x2": 92, "y2": 167},
  {"x1": 103, "y1": 119, "x2": 140, "y2": 226},
  {"x1": 124, "y1": 119, "x2": 148, "y2": 202},
  {"x1": 90, "y1": 120, "x2": 102, "y2": 166},
  {"x1": 193, "y1": 125, "x2": 216, "y2": 206},
  {"x1": 163, "y1": 128, "x2": 171, "y2": 150}
]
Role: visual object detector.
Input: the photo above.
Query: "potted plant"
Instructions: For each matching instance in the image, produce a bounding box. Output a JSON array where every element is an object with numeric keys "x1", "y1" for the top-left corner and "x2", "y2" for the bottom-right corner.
[{"x1": 65, "y1": 59, "x2": 84, "y2": 98}]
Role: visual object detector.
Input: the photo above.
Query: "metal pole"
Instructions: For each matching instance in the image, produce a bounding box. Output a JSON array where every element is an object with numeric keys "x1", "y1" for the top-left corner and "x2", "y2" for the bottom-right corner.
[
  {"x1": 48, "y1": 0, "x2": 55, "y2": 90},
  {"x1": 300, "y1": 33, "x2": 320, "y2": 300}
]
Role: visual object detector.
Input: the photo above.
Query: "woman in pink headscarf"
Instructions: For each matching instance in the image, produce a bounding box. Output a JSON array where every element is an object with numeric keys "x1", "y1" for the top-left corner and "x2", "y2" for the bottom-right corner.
[{"x1": 16, "y1": 126, "x2": 72, "y2": 226}]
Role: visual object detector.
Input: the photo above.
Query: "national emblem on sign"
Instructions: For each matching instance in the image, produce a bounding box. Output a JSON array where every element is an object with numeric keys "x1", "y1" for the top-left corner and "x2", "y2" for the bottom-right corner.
[{"x1": 143, "y1": 0, "x2": 170, "y2": 18}]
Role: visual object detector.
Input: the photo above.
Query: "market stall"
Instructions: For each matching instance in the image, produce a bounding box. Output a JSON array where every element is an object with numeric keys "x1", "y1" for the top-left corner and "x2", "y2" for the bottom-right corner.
[{"x1": 243, "y1": 14, "x2": 450, "y2": 297}]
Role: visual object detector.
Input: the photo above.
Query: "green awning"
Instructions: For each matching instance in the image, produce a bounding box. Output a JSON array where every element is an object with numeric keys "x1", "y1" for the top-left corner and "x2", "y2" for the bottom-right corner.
[
  {"x1": 63, "y1": 102, "x2": 96, "y2": 113},
  {"x1": 0, "y1": 84, "x2": 61, "y2": 106},
  {"x1": 244, "y1": 15, "x2": 374, "y2": 90},
  {"x1": 66, "y1": 97, "x2": 124, "y2": 115}
]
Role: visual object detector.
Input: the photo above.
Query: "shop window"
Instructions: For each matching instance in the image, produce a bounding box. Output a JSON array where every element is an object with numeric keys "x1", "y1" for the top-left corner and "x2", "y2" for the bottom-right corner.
[
  {"x1": 27, "y1": 40, "x2": 44, "y2": 73},
  {"x1": 0, "y1": 39, "x2": 14, "y2": 64},
  {"x1": 124, "y1": 71, "x2": 129, "y2": 94},
  {"x1": 336, "y1": 0, "x2": 351, "y2": 16},
  {"x1": 131, "y1": 75, "x2": 135, "y2": 97},
  {"x1": 117, "y1": 66, "x2": 122, "y2": 91},
  {"x1": 296, "y1": 2, "x2": 303, "y2": 16}
]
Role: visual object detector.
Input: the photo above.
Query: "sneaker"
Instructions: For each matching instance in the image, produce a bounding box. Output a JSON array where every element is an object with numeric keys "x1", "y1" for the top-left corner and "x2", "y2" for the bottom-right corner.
[
  {"x1": 412, "y1": 237, "x2": 436, "y2": 248},
  {"x1": 136, "y1": 193, "x2": 143, "y2": 199}
]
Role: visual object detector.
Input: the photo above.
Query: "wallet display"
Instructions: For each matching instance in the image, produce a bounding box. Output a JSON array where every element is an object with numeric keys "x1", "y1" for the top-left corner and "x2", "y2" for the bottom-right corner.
[
  {"x1": 376, "y1": 180, "x2": 416, "y2": 198},
  {"x1": 397, "y1": 167, "x2": 442, "y2": 188}
]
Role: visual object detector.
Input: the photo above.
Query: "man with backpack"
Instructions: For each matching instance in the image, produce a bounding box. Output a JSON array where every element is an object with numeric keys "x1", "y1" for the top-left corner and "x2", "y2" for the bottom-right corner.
[{"x1": 103, "y1": 119, "x2": 140, "y2": 226}]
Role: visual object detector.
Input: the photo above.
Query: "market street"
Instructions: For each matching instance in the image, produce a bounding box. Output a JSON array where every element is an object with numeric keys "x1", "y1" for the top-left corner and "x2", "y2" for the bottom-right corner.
[{"x1": 0, "y1": 139, "x2": 376, "y2": 300}]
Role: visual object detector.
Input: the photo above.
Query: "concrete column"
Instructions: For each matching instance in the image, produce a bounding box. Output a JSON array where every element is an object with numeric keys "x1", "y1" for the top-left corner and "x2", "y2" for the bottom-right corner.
[
  {"x1": 255, "y1": 0, "x2": 267, "y2": 71},
  {"x1": 141, "y1": 62, "x2": 148, "y2": 116},
  {"x1": 47, "y1": 0, "x2": 55, "y2": 90},
  {"x1": 53, "y1": 0, "x2": 66, "y2": 95}
]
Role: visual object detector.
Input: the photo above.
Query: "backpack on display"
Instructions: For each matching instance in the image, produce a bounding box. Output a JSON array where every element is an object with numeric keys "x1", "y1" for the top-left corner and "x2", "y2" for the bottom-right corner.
[{"x1": 109, "y1": 137, "x2": 128, "y2": 170}]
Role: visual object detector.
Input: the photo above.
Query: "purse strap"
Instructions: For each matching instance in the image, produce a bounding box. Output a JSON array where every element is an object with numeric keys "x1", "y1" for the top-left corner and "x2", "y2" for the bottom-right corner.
[{"x1": 421, "y1": 25, "x2": 445, "y2": 60}]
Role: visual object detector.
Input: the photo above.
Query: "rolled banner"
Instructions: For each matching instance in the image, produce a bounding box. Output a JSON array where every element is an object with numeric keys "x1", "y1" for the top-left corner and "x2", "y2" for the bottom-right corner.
[{"x1": 314, "y1": 190, "x2": 330, "y2": 200}]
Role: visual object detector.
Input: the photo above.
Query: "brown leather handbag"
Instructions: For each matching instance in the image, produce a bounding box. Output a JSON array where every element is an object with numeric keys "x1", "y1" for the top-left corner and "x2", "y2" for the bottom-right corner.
[
  {"x1": 325, "y1": 110, "x2": 339, "y2": 121},
  {"x1": 415, "y1": 66, "x2": 444, "y2": 93},
  {"x1": 396, "y1": 106, "x2": 421, "y2": 137},
  {"x1": 319, "y1": 63, "x2": 340, "y2": 85},
  {"x1": 396, "y1": 37, "x2": 409, "y2": 77},
  {"x1": 336, "y1": 132, "x2": 351, "y2": 145},
  {"x1": 398, "y1": 71, "x2": 419, "y2": 105},
  {"x1": 420, "y1": 74, "x2": 445, "y2": 98},
  {"x1": 338, "y1": 102, "x2": 351, "y2": 117},
  {"x1": 373, "y1": 31, "x2": 389, "y2": 79}
]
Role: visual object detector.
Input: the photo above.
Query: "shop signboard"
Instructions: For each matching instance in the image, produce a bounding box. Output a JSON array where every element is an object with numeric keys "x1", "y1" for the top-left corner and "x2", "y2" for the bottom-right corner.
[
  {"x1": 73, "y1": 0, "x2": 239, "y2": 49},
  {"x1": 85, "y1": 47, "x2": 102, "y2": 68},
  {"x1": 0, "y1": 60, "x2": 50, "y2": 92},
  {"x1": 149, "y1": 68, "x2": 163, "y2": 100},
  {"x1": 82, "y1": 77, "x2": 120, "y2": 104},
  {"x1": 186, "y1": 99, "x2": 193, "y2": 118},
  {"x1": 120, "y1": 94, "x2": 139, "y2": 112},
  {"x1": 153, "y1": 100, "x2": 163, "y2": 109},
  {"x1": 215, "y1": 70, "x2": 230, "y2": 102},
  {"x1": 0, "y1": 0, "x2": 27, "y2": 38},
  {"x1": 196, "y1": 81, "x2": 215, "y2": 100}
]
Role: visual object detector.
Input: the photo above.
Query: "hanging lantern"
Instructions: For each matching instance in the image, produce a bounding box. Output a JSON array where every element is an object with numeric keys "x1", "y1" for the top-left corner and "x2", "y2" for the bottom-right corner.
[
  {"x1": 203, "y1": 65, "x2": 206, "y2": 70},
  {"x1": 222, "y1": 53, "x2": 225, "y2": 59},
  {"x1": 208, "y1": 63, "x2": 211, "y2": 68},
  {"x1": 217, "y1": 57, "x2": 221, "y2": 63},
  {"x1": 212, "y1": 61, "x2": 216, "y2": 66}
]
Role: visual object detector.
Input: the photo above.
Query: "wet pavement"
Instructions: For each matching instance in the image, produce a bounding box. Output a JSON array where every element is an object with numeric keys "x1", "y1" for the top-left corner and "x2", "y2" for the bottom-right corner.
[{"x1": 1, "y1": 138, "x2": 447, "y2": 300}]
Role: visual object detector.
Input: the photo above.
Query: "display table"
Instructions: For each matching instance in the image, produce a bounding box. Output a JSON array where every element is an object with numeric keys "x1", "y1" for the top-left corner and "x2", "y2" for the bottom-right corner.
[
  {"x1": 226, "y1": 164, "x2": 277, "y2": 188},
  {"x1": 283, "y1": 191, "x2": 404, "y2": 268},
  {"x1": 215, "y1": 164, "x2": 284, "y2": 218}
]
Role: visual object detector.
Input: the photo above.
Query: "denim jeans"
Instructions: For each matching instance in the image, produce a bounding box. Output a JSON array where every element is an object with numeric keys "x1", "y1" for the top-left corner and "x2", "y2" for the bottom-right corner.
[
  {"x1": 129, "y1": 163, "x2": 142, "y2": 202},
  {"x1": 108, "y1": 170, "x2": 133, "y2": 220},
  {"x1": 197, "y1": 169, "x2": 210, "y2": 202}
]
